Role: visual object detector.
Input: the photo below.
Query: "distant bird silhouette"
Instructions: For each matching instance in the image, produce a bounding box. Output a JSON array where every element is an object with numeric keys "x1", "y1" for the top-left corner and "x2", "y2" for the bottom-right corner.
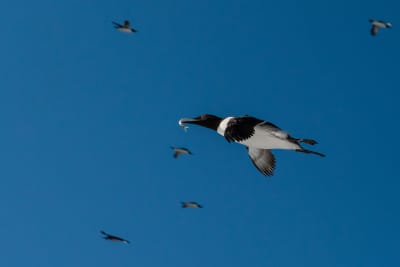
[
  {"x1": 112, "y1": 20, "x2": 137, "y2": 33},
  {"x1": 170, "y1": 146, "x2": 192, "y2": 158},
  {"x1": 181, "y1": 201, "x2": 203, "y2": 208},
  {"x1": 100, "y1": 230, "x2": 130, "y2": 244},
  {"x1": 179, "y1": 114, "x2": 324, "y2": 176},
  {"x1": 369, "y1": 19, "x2": 392, "y2": 36}
]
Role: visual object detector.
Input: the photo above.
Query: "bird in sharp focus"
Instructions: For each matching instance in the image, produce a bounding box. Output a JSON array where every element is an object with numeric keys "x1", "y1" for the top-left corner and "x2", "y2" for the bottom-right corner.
[
  {"x1": 179, "y1": 114, "x2": 325, "y2": 176},
  {"x1": 369, "y1": 19, "x2": 392, "y2": 36},
  {"x1": 181, "y1": 201, "x2": 203, "y2": 208},
  {"x1": 170, "y1": 146, "x2": 192, "y2": 158},
  {"x1": 112, "y1": 20, "x2": 137, "y2": 33},
  {"x1": 100, "y1": 230, "x2": 130, "y2": 244}
]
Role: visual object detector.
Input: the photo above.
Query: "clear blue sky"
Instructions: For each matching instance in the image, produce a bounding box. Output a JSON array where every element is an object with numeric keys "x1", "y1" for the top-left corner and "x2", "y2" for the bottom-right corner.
[{"x1": 0, "y1": 0, "x2": 399, "y2": 266}]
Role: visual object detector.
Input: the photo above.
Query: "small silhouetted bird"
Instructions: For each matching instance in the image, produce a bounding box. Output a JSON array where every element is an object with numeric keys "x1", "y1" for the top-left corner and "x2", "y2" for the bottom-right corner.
[
  {"x1": 100, "y1": 230, "x2": 130, "y2": 244},
  {"x1": 170, "y1": 146, "x2": 192, "y2": 158},
  {"x1": 181, "y1": 201, "x2": 203, "y2": 208},
  {"x1": 112, "y1": 20, "x2": 137, "y2": 33},
  {"x1": 369, "y1": 19, "x2": 392, "y2": 36}
]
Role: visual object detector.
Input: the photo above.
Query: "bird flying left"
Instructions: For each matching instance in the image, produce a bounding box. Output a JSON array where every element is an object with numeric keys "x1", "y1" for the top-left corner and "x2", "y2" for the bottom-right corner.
[
  {"x1": 369, "y1": 19, "x2": 392, "y2": 36},
  {"x1": 100, "y1": 230, "x2": 130, "y2": 244},
  {"x1": 179, "y1": 114, "x2": 325, "y2": 176},
  {"x1": 181, "y1": 201, "x2": 203, "y2": 208},
  {"x1": 170, "y1": 146, "x2": 192, "y2": 158},
  {"x1": 112, "y1": 20, "x2": 137, "y2": 33}
]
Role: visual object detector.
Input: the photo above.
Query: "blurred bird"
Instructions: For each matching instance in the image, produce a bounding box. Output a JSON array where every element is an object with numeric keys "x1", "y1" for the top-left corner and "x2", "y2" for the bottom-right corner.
[
  {"x1": 170, "y1": 146, "x2": 192, "y2": 158},
  {"x1": 112, "y1": 20, "x2": 137, "y2": 33},
  {"x1": 179, "y1": 114, "x2": 324, "y2": 176},
  {"x1": 181, "y1": 201, "x2": 203, "y2": 208},
  {"x1": 369, "y1": 19, "x2": 392, "y2": 36},
  {"x1": 100, "y1": 230, "x2": 130, "y2": 244}
]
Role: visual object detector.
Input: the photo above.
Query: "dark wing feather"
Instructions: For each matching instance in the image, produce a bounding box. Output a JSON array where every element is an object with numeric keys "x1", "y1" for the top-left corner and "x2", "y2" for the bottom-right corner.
[
  {"x1": 371, "y1": 25, "x2": 378, "y2": 36},
  {"x1": 124, "y1": 20, "x2": 130, "y2": 27},
  {"x1": 112, "y1": 21, "x2": 122, "y2": 28},
  {"x1": 247, "y1": 147, "x2": 276, "y2": 176},
  {"x1": 173, "y1": 151, "x2": 179, "y2": 158},
  {"x1": 257, "y1": 120, "x2": 281, "y2": 130},
  {"x1": 224, "y1": 116, "x2": 281, "y2": 143},
  {"x1": 224, "y1": 116, "x2": 264, "y2": 142},
  {"x1": 108, "y1": 234, "x2": 126, "y2": 242}
]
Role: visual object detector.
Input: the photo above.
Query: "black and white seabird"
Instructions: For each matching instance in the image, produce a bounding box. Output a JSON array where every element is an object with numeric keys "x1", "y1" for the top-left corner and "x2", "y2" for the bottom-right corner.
[
  {"x1": 112, "y1": 20, "x2": 137, "y2": 33},
  {"x1": 181, "y1": 201, "x2": 203, "y2": 208},
  {"x1": 179, "y1": 114, "x2": 325, "y2": 176},
  {"x1": 369, "y1": 19, "x2": 392, "y2": 36},
  {"x1": 100, "y1": 230, "x2": 130, "y2": 244},
  {"x1": 170, "y1": 146, "x2": 192, "y2": 158}
]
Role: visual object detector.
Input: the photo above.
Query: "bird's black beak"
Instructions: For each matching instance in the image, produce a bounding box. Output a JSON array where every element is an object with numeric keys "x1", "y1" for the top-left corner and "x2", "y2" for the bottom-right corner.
[
  {"x1": 178, "y1": 117, "x2": 204, "y2": 130},
  {"x1": 179, "y1": 117, "x2": 202, "y2": 125},
  {"x1": 179, "y1": 114, "x2": 221, "y2": 131}
]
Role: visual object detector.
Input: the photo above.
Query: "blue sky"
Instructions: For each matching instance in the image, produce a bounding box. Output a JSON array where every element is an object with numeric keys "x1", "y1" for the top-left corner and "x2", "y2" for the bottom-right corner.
[{"x1": 0, "y1": 0, "x2": 399, "y2": 266}]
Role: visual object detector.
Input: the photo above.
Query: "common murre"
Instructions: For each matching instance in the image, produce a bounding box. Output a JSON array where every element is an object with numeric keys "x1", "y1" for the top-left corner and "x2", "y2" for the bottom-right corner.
[
  {"x1": 100, "y1": 230, "x2": 130, "y2": 244},
  {"x1": 112, "y1": 20, "x2": 137, "y2": 33},
  {"x1": 179, "y1": 114, "x2": 325, "y2": 176},
  {"x1": 170, "y1": 146, "x2": 192, "y2": 158},
  {"x1": 369, "y1": 19, "x2": 392, "y2": 36},
  {"x1": 181, "y1": 201, "x2": 203, "y2": 208}
]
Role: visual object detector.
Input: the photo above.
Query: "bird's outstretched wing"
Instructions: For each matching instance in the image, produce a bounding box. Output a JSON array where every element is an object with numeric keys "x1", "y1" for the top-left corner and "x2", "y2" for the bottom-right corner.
[
  {"x1": 247, "y1": 147, "x2": 276, "y2": 176},
  {"x1": 100, "y1": 230, "x2": 108, "y2": 236},
  {"x1": 112, "y1": 21, "x2": 122, "y2": 28},
  {"x1": 224, "y1": 116, "x2": 263, "y2": 142},
  {"x1": 370, "y1": 25, "x2": 378, "y2": 36},
  {"x1": 171, "y1": 146, "x2": 180, "y2": 158},
  {"x1": 224, "y1": 116, "x2": 280, "y2": 143}
]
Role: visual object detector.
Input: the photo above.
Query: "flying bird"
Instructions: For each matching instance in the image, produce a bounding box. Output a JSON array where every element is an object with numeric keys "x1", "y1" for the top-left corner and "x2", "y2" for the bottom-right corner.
[
  {"x1": 179, "y1": 114, "x2": 325, "y2": 176},
  {"x1": 369, "y1": 19, "x2": 392, "y2": 36},
  {"x1": 112, "y1": 20, "x2": 137, "y2": 33},
  {"x1": 170, "y1": 146, "x2": 192, "y2": 158},
  {"x1": 100, "y1": 230, "x2": 130, "y2": 244},
  {"x1": 181, "y1": 201, "x2": 203, "y2": 208}
]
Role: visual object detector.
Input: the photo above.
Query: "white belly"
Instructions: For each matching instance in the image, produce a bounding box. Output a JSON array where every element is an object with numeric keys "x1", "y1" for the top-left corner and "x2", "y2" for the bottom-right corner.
[
  {"x1": 119, "y1": 28, "x2": 132, "y2": 33},
  {"x1": 238, "y1": 131, "x2": 300, "y2": 150}
]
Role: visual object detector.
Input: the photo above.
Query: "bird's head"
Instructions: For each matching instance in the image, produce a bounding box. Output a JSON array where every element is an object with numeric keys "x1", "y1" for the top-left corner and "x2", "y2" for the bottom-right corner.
[{"x1": 179, "y1": 114, "x2": 222, "y2": 131}]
